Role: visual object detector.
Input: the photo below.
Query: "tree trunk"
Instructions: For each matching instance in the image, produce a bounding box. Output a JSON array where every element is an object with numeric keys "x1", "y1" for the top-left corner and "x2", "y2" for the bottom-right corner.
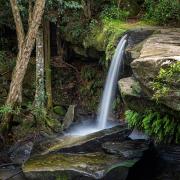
[
  {"x1": 10, "y1": 0, "x2": 25, "y2": 49},
  {"x1": 44, "y1": 19, "x2": 53, "y2": 110},
  {"x1": 82, "y1": 0, "x2": 92, "y2": 19},
  {"x1": 0, "y1": 0, "x2": 46, "y2": 134},
  {"x1": 34, "y1": 26, "x2": 45, "y2": 108}
]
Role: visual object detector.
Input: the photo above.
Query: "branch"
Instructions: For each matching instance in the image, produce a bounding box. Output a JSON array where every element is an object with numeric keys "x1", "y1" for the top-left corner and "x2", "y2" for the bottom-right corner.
[{"x1": 10, "y1": 0, "x2": 25, "y2": 48}]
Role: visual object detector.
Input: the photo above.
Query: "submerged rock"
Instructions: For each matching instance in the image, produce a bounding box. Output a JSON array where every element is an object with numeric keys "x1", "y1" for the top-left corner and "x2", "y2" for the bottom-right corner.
[
  {"x1": 32, "y1": 123, "x2": 129, "y2": 155},
  {"x1": 23, "y1": 152, "x2": 138, "y2": 180},
  {"x1": 102, "y1": 140, "x2": 149, "y2": 159}
]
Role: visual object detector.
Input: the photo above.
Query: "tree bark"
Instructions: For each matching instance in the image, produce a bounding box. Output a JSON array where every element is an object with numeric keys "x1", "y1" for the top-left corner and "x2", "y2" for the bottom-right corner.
[
  {"x1": 81, "y1": 0, "x2": 92, "y2": 19},
  {"x1": 34, "y1": 26, "x2": 45, "y2": 108},
  {"x1": 10, "y1": 0, "x2": 25, "y2": 49},
  {"x1": 0, "y1": 0, "x2": 46, "y2": 134},
  {"x1": 28, "y1": 0, "x2": 33, "y2": 26},
  {"x1": 44, "y1": 19, "x2": 53, "y2": 110}
]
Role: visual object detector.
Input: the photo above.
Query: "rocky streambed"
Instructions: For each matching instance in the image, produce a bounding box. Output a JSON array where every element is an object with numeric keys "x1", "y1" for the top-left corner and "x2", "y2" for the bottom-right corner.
[{"x1": 2, "y1": 122, "x2": 154, "y2": 180}]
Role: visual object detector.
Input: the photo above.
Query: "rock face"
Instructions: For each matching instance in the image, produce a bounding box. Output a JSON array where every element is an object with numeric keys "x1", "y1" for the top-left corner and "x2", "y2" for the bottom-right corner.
[
  {"x1": 118, "y1": 77, "x2": 177, "y2": 117},
  {"x1": 124, "y1": 29, "x2": 180, "y2": 112},
  {"x1": 23, "y1": 152, "x2": 137, "y2": 180}
]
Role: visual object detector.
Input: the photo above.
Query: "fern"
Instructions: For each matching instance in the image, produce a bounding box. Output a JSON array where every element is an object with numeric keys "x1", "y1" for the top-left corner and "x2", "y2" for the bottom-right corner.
[{"x1": 125, "y1": 110, "x2": 179, "y2": 144}]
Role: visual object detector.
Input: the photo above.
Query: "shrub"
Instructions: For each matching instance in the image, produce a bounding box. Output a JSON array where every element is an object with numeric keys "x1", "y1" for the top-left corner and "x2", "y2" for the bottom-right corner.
[
  {"x1": 100, "y1": 5, "x2": 129, "y2": 21},
  {"x1": 144, "y1": 0, "x2": 180, "y2": 25}
]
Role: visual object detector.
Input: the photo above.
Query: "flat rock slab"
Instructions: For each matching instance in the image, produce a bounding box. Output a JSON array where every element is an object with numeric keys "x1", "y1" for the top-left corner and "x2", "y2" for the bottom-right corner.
[
  {"x1": 102, "y1": 140, "x2": 149, "y2": 159},
  {"x1": 23, "y1": 152, "x2": 138, "y2": 180},
  {"x1": 32, "y1": 123, "x2": 129, "y2": 155}
]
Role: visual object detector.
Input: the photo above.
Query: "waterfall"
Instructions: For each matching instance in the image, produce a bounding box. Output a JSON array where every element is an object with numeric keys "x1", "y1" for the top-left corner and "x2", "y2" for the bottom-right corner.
[
  {"x1": 67, "y1": 35, "x2": 127, "y2": 136},
  {"x1": 97, "y1": 34, "x2": 127, "y2": 129}
]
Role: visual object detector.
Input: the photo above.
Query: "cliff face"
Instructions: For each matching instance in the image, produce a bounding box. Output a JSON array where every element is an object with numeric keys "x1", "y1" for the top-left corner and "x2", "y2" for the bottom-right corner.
[{"x1": 119, "y1": 28, "x2": 180, "y2": 117}]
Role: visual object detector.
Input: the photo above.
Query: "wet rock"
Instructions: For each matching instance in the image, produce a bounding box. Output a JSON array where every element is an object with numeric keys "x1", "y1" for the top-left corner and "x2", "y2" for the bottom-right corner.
[
  {"x1": 128, "y1": 129, "x2": 149, "y2": 140},
  {"x1": 9, "y1": 141, "x2": 33, "y2": 164},
  {"x1": 155, "y1": 145, "x2": 180, "y2": 180},
  {"x1": 118, "y1": 77, "x2": 155, "y2": 112},
  {"x1": 158, "y1": 145, "x2": 180, "y2": 165},
  {"x1": 102, "y1": 140, "x2": 149, "y2": 159},
  {"x1": 0, "y1": 166, "x2": 25, "y2": 180},
  {"x1": 62, "y1": 105, "x2": 76, "y2": 130},
  {"x1": 23, "y1": 152, "x2": 138, "y2": 180},
  {"x1": 32, "y1": 123, "x2": 129, "y2": 155}
]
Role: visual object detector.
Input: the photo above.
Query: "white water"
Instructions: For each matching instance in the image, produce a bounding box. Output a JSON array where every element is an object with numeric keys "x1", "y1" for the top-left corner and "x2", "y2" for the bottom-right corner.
[
  {"x1": 67, "y1": 35, "x2": 127, "y2": 136},
  {"x1": 97, "y1": 35, "x2": 127, "y2": 129}
]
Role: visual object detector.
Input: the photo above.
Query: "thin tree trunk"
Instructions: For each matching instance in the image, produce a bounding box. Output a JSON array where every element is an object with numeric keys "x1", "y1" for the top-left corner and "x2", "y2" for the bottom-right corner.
[
  {"x1": 44, "y1": 19, "x2": 53, "y2": 110},
  {"x1": 34, "y1": 27, "x2": 45, "y2": 108},
  {"x1": 1, "y1": 0, "x2": 45, "y2": 134},
  {"x1": 10, "y1": 0, "x2": 24, "y2": 49},
  {"x1": 28, "y1": 0, "x2": 33, "y2": 26},
  {"x1": 81, "y1": 0, "x2": 92, "y2": 19},
  {"x1": 118, "y1": 0, "x2": 123, "y2": 8}
]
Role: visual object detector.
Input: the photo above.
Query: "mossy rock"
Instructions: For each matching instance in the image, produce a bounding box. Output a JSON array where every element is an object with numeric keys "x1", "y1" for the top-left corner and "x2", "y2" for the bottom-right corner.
[
  {"x1": 23, "y1": 152, "x2": 137, "y2": 180},
  {"x1": 53, "y1": 106, "x2": 66, "y2": 116}
]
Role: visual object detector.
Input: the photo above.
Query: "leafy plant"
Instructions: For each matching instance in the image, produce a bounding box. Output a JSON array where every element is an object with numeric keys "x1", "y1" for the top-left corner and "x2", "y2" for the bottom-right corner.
[
  {"x1": 125, "y1": 110, "x2": 180, "y2": 144},
  {"x1": 0, "y1": 105, "x2": 21, "y2": 116},
  {"x1": 100, "y1": 5, "x2": 129, "y2": 21},
  {"x1": 144, "y1": 0, "x2": 180, "y2": 24},
  {"x1": 151, "y1": 62, "x2": 180, "y2": 101}
]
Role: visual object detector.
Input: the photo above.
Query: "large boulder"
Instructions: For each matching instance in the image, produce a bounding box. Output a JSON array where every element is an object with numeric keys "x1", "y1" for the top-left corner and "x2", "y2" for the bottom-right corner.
[
  {"x1": 118, "y1": 77, "x2": 179, "y2": 117},
  {"x1": 23, "y1": 152, "x2": 137, "y2": 180},
  {"x1": 32, "y1": 123, "x2": 129, "y2": 155},
  {"x1": 130, "y1": 29, "x2": 180, "y2": 112}
]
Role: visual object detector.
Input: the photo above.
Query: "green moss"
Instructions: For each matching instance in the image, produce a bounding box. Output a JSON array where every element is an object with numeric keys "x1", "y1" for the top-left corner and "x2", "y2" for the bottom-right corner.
[
  {"x1": 53, "y1": 106, "x2": 66, "y2": 116},
  {"x1": 83, "y1": 19, "x2": 151, "y2": 66}
]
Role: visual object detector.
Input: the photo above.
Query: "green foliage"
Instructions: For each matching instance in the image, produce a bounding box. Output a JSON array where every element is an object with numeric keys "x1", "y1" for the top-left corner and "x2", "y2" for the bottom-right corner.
[
  {"x1": 112, "y1": 97, "x2": 121, "y2": 111},
  {"x1": 125, "y1": 110, "x2": 180, "y2": 144},
  {"x1": 125, "y1": 110, "x2": 143, "y2": 129},
  {"x1": 0, "y1": 105, "x2": 21, "y2": 116},
  {"x1": 144, "y1": 0, "x2": 180, "y2": 24},
  {"x1": 27, "y1": 103, "x2": 47, "y2": 122},
  {"x1": 79, "y1": 66, "x2": 104, "y2": 111},
  {"x1": 151, "y1": 62, "x2": 180, "y2": 101},
  {"x1": 100, "y1": 5, "x2": 130, "y2": 21}
]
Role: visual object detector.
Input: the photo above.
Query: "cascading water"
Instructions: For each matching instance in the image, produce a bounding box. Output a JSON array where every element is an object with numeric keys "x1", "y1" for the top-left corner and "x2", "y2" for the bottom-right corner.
[
  {"x1": 67, "y1": 35, "x2": 127, "y2": 136},
  {"x1": 97, "y1": 34, "x2": 127, "y2": 129}
]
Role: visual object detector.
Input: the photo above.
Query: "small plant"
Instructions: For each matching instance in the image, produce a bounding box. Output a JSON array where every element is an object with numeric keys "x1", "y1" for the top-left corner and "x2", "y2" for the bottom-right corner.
[
  {"x1": 151, "y1": 61, "x2": 180, "y2": 101},
  {"x1": 0, "y1": 105, "x2": 21, "y2": 116}
]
